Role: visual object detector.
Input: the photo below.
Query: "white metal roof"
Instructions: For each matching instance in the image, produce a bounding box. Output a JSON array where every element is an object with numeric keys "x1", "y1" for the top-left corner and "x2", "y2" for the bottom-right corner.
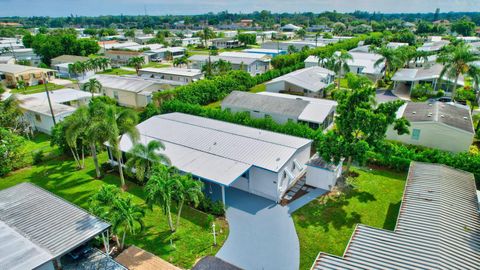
[
  {"x1": 118, "y1": 113, "x2": 312, "y2": 185},
  {"x1": 219, "y1": 51, "x2": 268, "y2": 59},
  {"x1": 25, "y1": 88, "x2": 92, "y2": 104},
  {"x1": 392, "y1": 64, "x2": 465, "y2": 86},
  {"x1": 0, "y1": 183, "x2": 110, "y2": 270},
  {"x1": 139, "y1": 67, "x2": 202, "y2": 77},
  {"x1": 267, "y1": 66, "x2": 334, "y2": 92},
  {"x1": 347, "y1": 52, "x2": 384, "y2": 75},
  {"x1": 15, "y1": 94, "x2": 76, "y2": 116},
  {"x1": 89, "y1": 75, "x2": 158, "y2": 93},
  {"x1": 0, "y1": 64, "x2": 53, "y2": 74}
]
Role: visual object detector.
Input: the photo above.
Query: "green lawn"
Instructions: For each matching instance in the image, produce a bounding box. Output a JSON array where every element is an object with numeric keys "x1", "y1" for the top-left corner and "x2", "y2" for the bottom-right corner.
[
  {"x1": 11, "y1": 83, "x2": 64, "y2": 94},
  {"x1": 293, "y1": 167, "x2": 406, "y2": 270},
  {"x1": 0, "y1": 148, "x2": 228, "y2": 268},
  {"x1": 21, "y1": 133, "x2": 62, "y2": 164},
  {"x1": 97, "y1": 68, "x2": 136, "y2": 76},
  {"x1": 249, "y1": 83, "x2": 266, "y2": 93},
  {"x1": 142, "y1": 63, "x2": 172, "y2": 68}
]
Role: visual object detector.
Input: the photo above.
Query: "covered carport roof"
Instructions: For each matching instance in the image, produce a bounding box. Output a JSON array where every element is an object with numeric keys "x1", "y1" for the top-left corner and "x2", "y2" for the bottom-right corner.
[{"x1": 0, "y1": 183, "x2": 110, "y2": 270}]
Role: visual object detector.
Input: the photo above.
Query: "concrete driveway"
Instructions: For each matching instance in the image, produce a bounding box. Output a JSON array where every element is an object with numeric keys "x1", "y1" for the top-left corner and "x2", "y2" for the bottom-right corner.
[{"x1": 216, "y1": 188, "x2": 300, "y2": 270}]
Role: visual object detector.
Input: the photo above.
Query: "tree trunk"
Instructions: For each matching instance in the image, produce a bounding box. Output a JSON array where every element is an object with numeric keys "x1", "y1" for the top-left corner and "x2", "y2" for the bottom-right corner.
[
  {"x1": 117, "y1": 153, "x2": 127, "y2": 190},
  {"x1": 343, "y1": 156, "x2": 353, "y2": 176},
  {"x1": 452, "y1": 75, "x2": 460, "y2": 100},
  {"x1": 70, "y1": 147, "x2": 81, "y2": 169},
  {"x1": 337, "y1": 76, "x2": 341, "y2": 90},
  {"x1": 167, "y1": 204, "x2": 175, "y2": 232},
  {"x1": 115, "y1": 234, "x2": 121, "y2": 249},
  {"x1": 90, "y1": 143, "x2": 101, "y2": 178},
  {"x1": 121, "y1": 230, "x2": 126, "y2": 250},
  {"x1": 176, "y1": 199, "x2": 184, "y2": 231},
  {"x1": 81, "y1": 145, "x2": 85, "y2": 169}
]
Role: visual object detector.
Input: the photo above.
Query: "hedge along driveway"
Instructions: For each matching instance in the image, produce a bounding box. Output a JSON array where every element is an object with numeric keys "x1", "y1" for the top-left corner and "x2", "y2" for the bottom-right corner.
[{"x1": 0, "y1": 151, "x2": 228, "y2": 269}]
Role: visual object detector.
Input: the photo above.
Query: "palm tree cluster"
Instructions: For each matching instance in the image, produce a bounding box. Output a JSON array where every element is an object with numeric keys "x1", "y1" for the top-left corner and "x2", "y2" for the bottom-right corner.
[
  {"x1": 172, "y1": 56, "x2": 188, "y2": 67},
  {"x1": 127, "y1": 56, "x2": 145, "y2": 75},
  {"x1": 82, "y1": 78, "x2": 103, "y2": 97},
  {"x1": 68, "y1": 57, "x2": 111, "y2": 79},
  {"x1": 89, "y1": 184, "x2": 145, "y2": 251},
  {"x1": 145, "y1": 165, "x2": 204, "y2": 232},
  {"x1": 201, "y1": 59, "x2": 232, "y2": 77}
]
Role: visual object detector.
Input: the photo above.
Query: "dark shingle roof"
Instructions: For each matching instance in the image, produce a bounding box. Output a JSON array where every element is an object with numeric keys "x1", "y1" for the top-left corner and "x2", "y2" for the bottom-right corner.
[
  {"x1": 313, "y1": 162, "x2": 480, "y2": 270},
  {"x1": 402, "y1": 102, "x2": 474, "y2": 133}
]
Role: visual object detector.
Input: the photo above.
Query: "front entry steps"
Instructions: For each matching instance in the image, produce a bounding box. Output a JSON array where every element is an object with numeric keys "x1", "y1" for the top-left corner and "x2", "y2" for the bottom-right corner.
[{"x1": 280, "y1": 176, "x2": 315, "y2": 206}]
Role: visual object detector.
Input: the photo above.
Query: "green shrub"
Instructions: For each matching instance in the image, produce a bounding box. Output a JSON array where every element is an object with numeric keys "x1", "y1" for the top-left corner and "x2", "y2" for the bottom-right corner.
[
  {"x1": 32, "y1": 150, "x2": 44, "y2": 165},
  {"x1": 196, "y1": 196, "x2": 225, "y2": 216},
  {"x1": 411, "y1": 83, "x2": 435, "y2": 99},
  {"x1": 0, "y1": 128, "x2": 27, "y2": 176}
]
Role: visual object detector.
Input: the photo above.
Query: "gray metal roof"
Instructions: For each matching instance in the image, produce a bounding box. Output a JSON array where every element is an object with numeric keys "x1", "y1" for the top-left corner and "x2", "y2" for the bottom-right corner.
[
  {"x1": 88, "y1": 75, "x2": 159, "y2": 93},
  {"x1": 118, "y1": 113, "x2": 312, "y2": 185},
  {"x1": 0, "y1": 183, "x2": 110, "y2": 269},
  {"x1": 392, "y1": 64, "x2": 465, "y2": 86},
  {"x1": 401, "y1": 102, "x2": 474, "y2": 133},
  {"x1": 188, "y1": 54, "x2": 263, "y2": 65},
  {"x1": 313, "y1": 162, "x2": 480, "y2": 270},
  {"x1": 267, "y1": 66, "x2": 335, "y2": 92}
]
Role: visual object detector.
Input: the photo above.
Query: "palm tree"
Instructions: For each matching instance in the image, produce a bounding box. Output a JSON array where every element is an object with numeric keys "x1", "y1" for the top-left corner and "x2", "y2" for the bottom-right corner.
[
  {"x1": 128, "y1": 56, "x2": 145, "y2": 75},
  {"x1": 83, "y1": 78, "x2": 103, "y2": 97},
  {"x1": 125, "y1": 140, "x2": 170, "y2": 183},
  {"x1": 173, "y1": 56, "x2": 188, "y2": 67},
  {"x1": 174, "y1": 174, "x2": 203, "y2": 230},
  {"x1": 111, "y1": 196, "x2": 145, "y2": 250},
  {"x1": 105, "y1": 105, "x2": 140, "y2": 190},
  {"x1": 64, "y1": 106, "x2": 89, "y2": 169},
  {"x1": 332, "y1": 50, "x2": 353, "y2": 89},
  {"x1": 437, "y1": 43, "x2": 480, "y2": 98},
  {"x1": 212, "y1": 59, "x2": 232, "y2": 75},
  {"x1": 144, "y1": 165, "x2": 180, "y2": 232},
  {"x1": 373, "y1": 46, "x2": 401, "y2": 79}
]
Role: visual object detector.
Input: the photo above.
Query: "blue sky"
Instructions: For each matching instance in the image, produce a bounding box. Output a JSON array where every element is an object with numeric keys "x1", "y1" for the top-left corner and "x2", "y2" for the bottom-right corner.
[{"x1": 0, "y1": 0, "x2": 479, "y2": 17}]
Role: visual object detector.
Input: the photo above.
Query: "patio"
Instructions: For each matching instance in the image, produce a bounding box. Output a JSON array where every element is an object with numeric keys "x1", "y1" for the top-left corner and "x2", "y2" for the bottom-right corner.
[{"x1": 62, "y1": 248, "x2": 127, "y2": 270}]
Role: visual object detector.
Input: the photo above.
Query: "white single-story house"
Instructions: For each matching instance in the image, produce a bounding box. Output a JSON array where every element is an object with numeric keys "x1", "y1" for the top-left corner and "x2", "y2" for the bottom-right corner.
[
  {"x1": 281, "y1": 24, "x2": 302, "y2": 32},
  {"x1": 0, "y1": 183, "x2": 124, "y2": 270},
  {"x1": 15, "y1": 88, "x2": 93, "y2": 134},
  {"x1": 188, "y1": 52, "x2": 271, "y2": 76},
  {"x1": 222, "y1": 91, "x2": 337, "y2": 130},
  {"x1": 139, "y1": 67, "x2": 203, "y2": 83},
  {"x1": 210, "y1": 38, "x2": 242, "y2": 49},
  {"x1": 181, "y1": 37, "x2": 201, "y2": 47},
  {"x1": 105, "y1": 50, "x2": 149, "y2": 65},
  {"x1": 51, "y1": 55, "x2": 96, "y2": 79},
  {"x1": 134, "y1": 35, "x2": 154, "y2": 45},
  {"x1": 265, "y1": 66, "x2": 335, "y2": 98},
  {"x1": 392, "y1": 63, "x2": 465, "y2": 95},
  {"x1": 144, "y1": 47, "x2": 186, "y2": 61},
  {"x1": 84, "y1": 75, "x2": 162, "y2": 108},
  {"x1": 261, "y1": 41, "x2": 323, "y2": 51},
  {"x1": 386, "y1": 102, "x2": 475, "y2": 153},
  {"x1": 242, "y1": 48, "x2": 287, "y2": 57},
  {"x1": 417, "y1": 40, "x2": 450, "y2": 52},
  {"x1": 111, "y1": 113, "x2": 313, "y2": 203},
  {"x1": 312, "y1": 162, "x2": 480, "y2": 269}
]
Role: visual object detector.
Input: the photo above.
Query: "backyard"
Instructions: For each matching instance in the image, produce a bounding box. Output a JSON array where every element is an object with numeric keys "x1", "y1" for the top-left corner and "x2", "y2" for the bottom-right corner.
[
  {"x1": 0, "y1": 136, "x2": 229, "y2": 269},
  {"x1": 10, "y1": 83, "x2": 64, "y2": 94},
  {"x1": 292, "y1": 167, "x2": 406, "y2": 270},
  {"x1": 97, "y1": 68, "x2": 136, "y2": 76}
]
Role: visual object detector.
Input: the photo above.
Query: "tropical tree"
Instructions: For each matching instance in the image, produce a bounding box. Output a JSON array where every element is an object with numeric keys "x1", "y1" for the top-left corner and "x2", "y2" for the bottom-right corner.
[
  {"x1": 144, "y1": 165, "x2": 180, "y2": 232},
  {"x1": 83, "y1": 78, "x2": 103, "y2": 97},
  {"x1": 125, "y1": 140, "x2": 170, "y2": 183},
  {"x1": 104, "y1": 105, "x2": 140, "y2": 190},
  {"x1": 373, "y1": 46, "x2": 401, "y2": 79},
  {"x1": 437, "y1": 43, "x2": 480, "y2": 98},
  {"x1": 64, "y1": 106, "x2": 89, "y2": 169},
  {"x1": 331, "y1": 50, "x2": 353, "y2": 89},
  {"x1": 0, "y1": 96, "x2": 28, "y2": 135},
  {"x1": 212, "y1": 59, "x2": 232, "y2": 75},
  {"x1": 127, "y1": 56, "x2": 145, "y2": 75},
  {"x1": 16, "y1": 80, "x2": 27, "y2": 93},
  {"x1": 287, "y1": 45, "x2": 298, "y2": 54},
  {"x1": 174, "y1": 174, "x2": 203, "y2": 230},
  {"x1": 173, "y1": 56, "x2": 188, "y2": 67}
]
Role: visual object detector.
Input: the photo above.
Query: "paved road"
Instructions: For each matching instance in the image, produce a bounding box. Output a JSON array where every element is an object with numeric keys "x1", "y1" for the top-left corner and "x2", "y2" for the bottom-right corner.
[{"x1": 216, "y1": 188, "x2": 300, "y2": 270}]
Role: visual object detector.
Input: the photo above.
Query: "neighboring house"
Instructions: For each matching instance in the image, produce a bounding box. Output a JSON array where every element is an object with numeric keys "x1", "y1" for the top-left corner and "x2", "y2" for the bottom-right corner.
[
  {"x1": 51, "y1": 55, "x2": 94, "y2": 79},
  {"x1": 98, "y1": 41, "x2": 140, "y2": 53},
  {"x1": 0, "y1": 56, "x2": 15, "y2": 64},
  {"x1": 312, "y1": 162, "x2": 480, "y2": 269},
  {"x1": 0, "y1": 183, "x2": 124, "y2": 270},
  {"x1": 281, "y1": 24, "x2": 302, "y2": 32},
  {"x1": 242, "y1": 48, "x2": 287, "y2": 57},
  {"x1": 144, "y1": 47, "x2": 186, "y2": 61},
  {"x1": 15, "y1": 88, "x2": 93, "y2": 134},
  {"x1": 456, "y1": 36, "x2": 480, "y2": 43},
  {"x1": 386, "y1": 102, "x2": 474, "y2": 153},
  {"x1": 222, "y1": 91, "x2": 337, "y2": 130},
  {"x1": 85, "y1": 75, "x2": 163, "y2": 108},
  {"x1": 417, "y1": 40, "x2": 450, "y2": 52},
  {"x1": 111, "y1": 112, "x2": 313, "y2": 203},
  {"x1": 50, "y1": 55, "x2": 90, "y2": 66},
  {"x1": 265, "y1": 66, "x2": 335, "y2": 98},
  {"x1": 261, "y1": 41, "x2": 323, "y2": 51},
  {"x1": 105, "y1": 50, "x2": 149, "y2": 65},
  {"x1": 181, "y1": 37, "x2": 201, "y2": 47},
  {"x1": 139, "y1": 67, "x2": 203, "y2": 83},
  {"x1": 387, "y1": 42, "x2": 409, "y2": 49},
  {"x1": 210, "y1": 38, "x2": 242, "y2": 49},
  {"x1": 188, "y1": 52, "x2": 271, "y2": 76},
  {"x1": 0, "y1": 64, "x2": 55, "y2": 88},
  {"x1": 134, "y1": 35, "x2": 154, "y2": 45},
  {"x1": 392, "y1": 63, "x2": 464, "y2": 95},
  {"x1": 1, "y1": 48, "x2": 42, "y2": 66},
  {"x1": 307, "y1": 25, "x2": 332, "y2": 32}
]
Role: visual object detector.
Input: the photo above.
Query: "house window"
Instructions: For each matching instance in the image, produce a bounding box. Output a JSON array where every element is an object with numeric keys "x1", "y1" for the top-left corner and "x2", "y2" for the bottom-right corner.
[
  {"x1": 35, "y1": 114, "x2": 41, "y2": 122},
  {"x1": 411, "y1": 128, "x2": 421, "y2": 140}
]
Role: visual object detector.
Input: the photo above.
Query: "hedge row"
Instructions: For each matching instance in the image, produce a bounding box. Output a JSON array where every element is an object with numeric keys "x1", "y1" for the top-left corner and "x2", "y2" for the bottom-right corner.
[
  {"x1": 367, "y1": 141, "x2": 480, "y2": 185},
  {"x1": 160, "y1": 100, "x2": 323, "y2": 140}
]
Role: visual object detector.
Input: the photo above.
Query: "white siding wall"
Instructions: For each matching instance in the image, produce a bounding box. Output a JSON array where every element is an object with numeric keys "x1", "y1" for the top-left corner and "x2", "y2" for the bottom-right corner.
[
  {"x1": 24, "y1": 111, "x2": 73, "y2": 134},
  {"x1": 306, "y1": 166, "x2": 341, "y2": 190},
  {"x1": 277, "y1": 145, "x2": 311, "y2": 197},
  {"x1": 386, "y1": 122, "x2": 473, "y2": 153},
  {"x1": 248, "y1": 167, "x2": 279, "y2": 201},
  {"x1": 265, "y1": 81, "x2": 285, "y2": 93}
]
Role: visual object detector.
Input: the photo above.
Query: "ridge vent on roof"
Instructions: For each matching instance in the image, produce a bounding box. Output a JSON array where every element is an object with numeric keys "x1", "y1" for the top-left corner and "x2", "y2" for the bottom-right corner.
[
  {"x1": 412, "y1": 111, "x2": 416, "y2": 114},
  {"x1": 428, "y1": 112, "x2": 433, "y2": 117},
  {"x1": 440, "y1": 114, "x2": 445, "y2": 118}
]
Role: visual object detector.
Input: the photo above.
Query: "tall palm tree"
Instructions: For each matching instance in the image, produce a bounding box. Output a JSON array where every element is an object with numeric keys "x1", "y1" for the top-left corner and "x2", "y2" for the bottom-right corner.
[
  {"x1": 64, "y1": 106, "x2": 89, "y2": 169},
  {"x1": 111, "y1": 196, "x2": 145, "y2": 250},
  {"x1": 105, "y1": 105, "x2": 139, "y2": 190},
  {"x1": 332, "y1": 50, "x2": 353, "y2": 89},
  {"x1": 144, "y1": 165, "x2": 180, "y2": 232},
  {"x1": 128, "y1": 56, "x2": 145, "y2": 75},
  {"x1": 373, "y1": 46, "x2": 401, "y2": 79},
  {"x1": 437, "y1": 43, "x2": 480, "y2": 98},
  {"x1": 174, "y1": 174, "x2": 203, "y2": 230},
  {"x1": 83, "y1": 78, "x2": 103, "y2": 97},
  {"x1": 173, "y1": 56, "x2": 188, "y2": 67},
  {"x1": 125, "y1": 140, "x2": 170, "y2": 183}
]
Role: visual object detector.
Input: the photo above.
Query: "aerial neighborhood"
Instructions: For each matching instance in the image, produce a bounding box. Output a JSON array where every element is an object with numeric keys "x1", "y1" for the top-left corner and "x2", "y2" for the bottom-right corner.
[{"x1": 1, "y1": 5, "x2": 480, "y2": 270}]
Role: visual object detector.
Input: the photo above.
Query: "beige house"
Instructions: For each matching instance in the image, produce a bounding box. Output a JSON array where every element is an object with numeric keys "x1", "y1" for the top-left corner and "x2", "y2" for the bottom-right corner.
[
  {"x1": 386, "y1": 102, "x2": 475, "y2": 153},
  {"x1": 139, "y1": 67, "x2": 203, "y2": 83},
  {"x1": 0, "y1": 64, "x2": 56, "y2": 88},
  {"x1": 105, "y1": 50, "x2": 149, "y2": 65},
  {"x1": 86, "y1": 75, "x2": 162, "y2": 108}
]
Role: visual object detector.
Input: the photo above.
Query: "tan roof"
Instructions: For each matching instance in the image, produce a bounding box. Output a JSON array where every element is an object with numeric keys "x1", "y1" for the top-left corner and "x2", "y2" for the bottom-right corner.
[
  {"x1": 115, "y1": 246, "x2": 181, "y2": 270},
  {"x1": 106, "y1": 50, "x2": 143, "y2": 56},
  {"x1": 51, "y1": 55, "x2": 90, "y2": 63},
  {"x1": 0, "y1": 64, "x2": 53, "y2": 75}
]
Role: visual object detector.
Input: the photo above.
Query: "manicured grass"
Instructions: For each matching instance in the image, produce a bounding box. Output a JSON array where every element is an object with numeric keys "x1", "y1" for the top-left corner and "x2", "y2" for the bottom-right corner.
[
  {"x1": 205, "y1": 100, "x2": 222, "y2": 109},
  {"x1": 249, "y1": 83, "x2": 266, "y2": 93},
  {"x1": 292, "y1": 167, "x2": 406, "y2": 270},
  {"x1": 0, "y1": 151, "x2": 228, "y2": 269},
  {"x1": 97, "y1": 68, "x2": 136, "y2": 76},
  {"x1": 10, "y1": 83, "x2": 64, "y2": 94},
  {"x1": 142, "y1": 62, "x2": 172, "y2": 68},
  {"x1": 22, "y1": 133, "x2": 62, "y2": 164}
]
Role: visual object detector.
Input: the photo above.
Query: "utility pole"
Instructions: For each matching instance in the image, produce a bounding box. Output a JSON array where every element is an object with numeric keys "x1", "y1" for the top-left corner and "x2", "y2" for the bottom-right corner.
[{"x1": 44, "y1": 74, "x2": 56, "y2": 125}]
